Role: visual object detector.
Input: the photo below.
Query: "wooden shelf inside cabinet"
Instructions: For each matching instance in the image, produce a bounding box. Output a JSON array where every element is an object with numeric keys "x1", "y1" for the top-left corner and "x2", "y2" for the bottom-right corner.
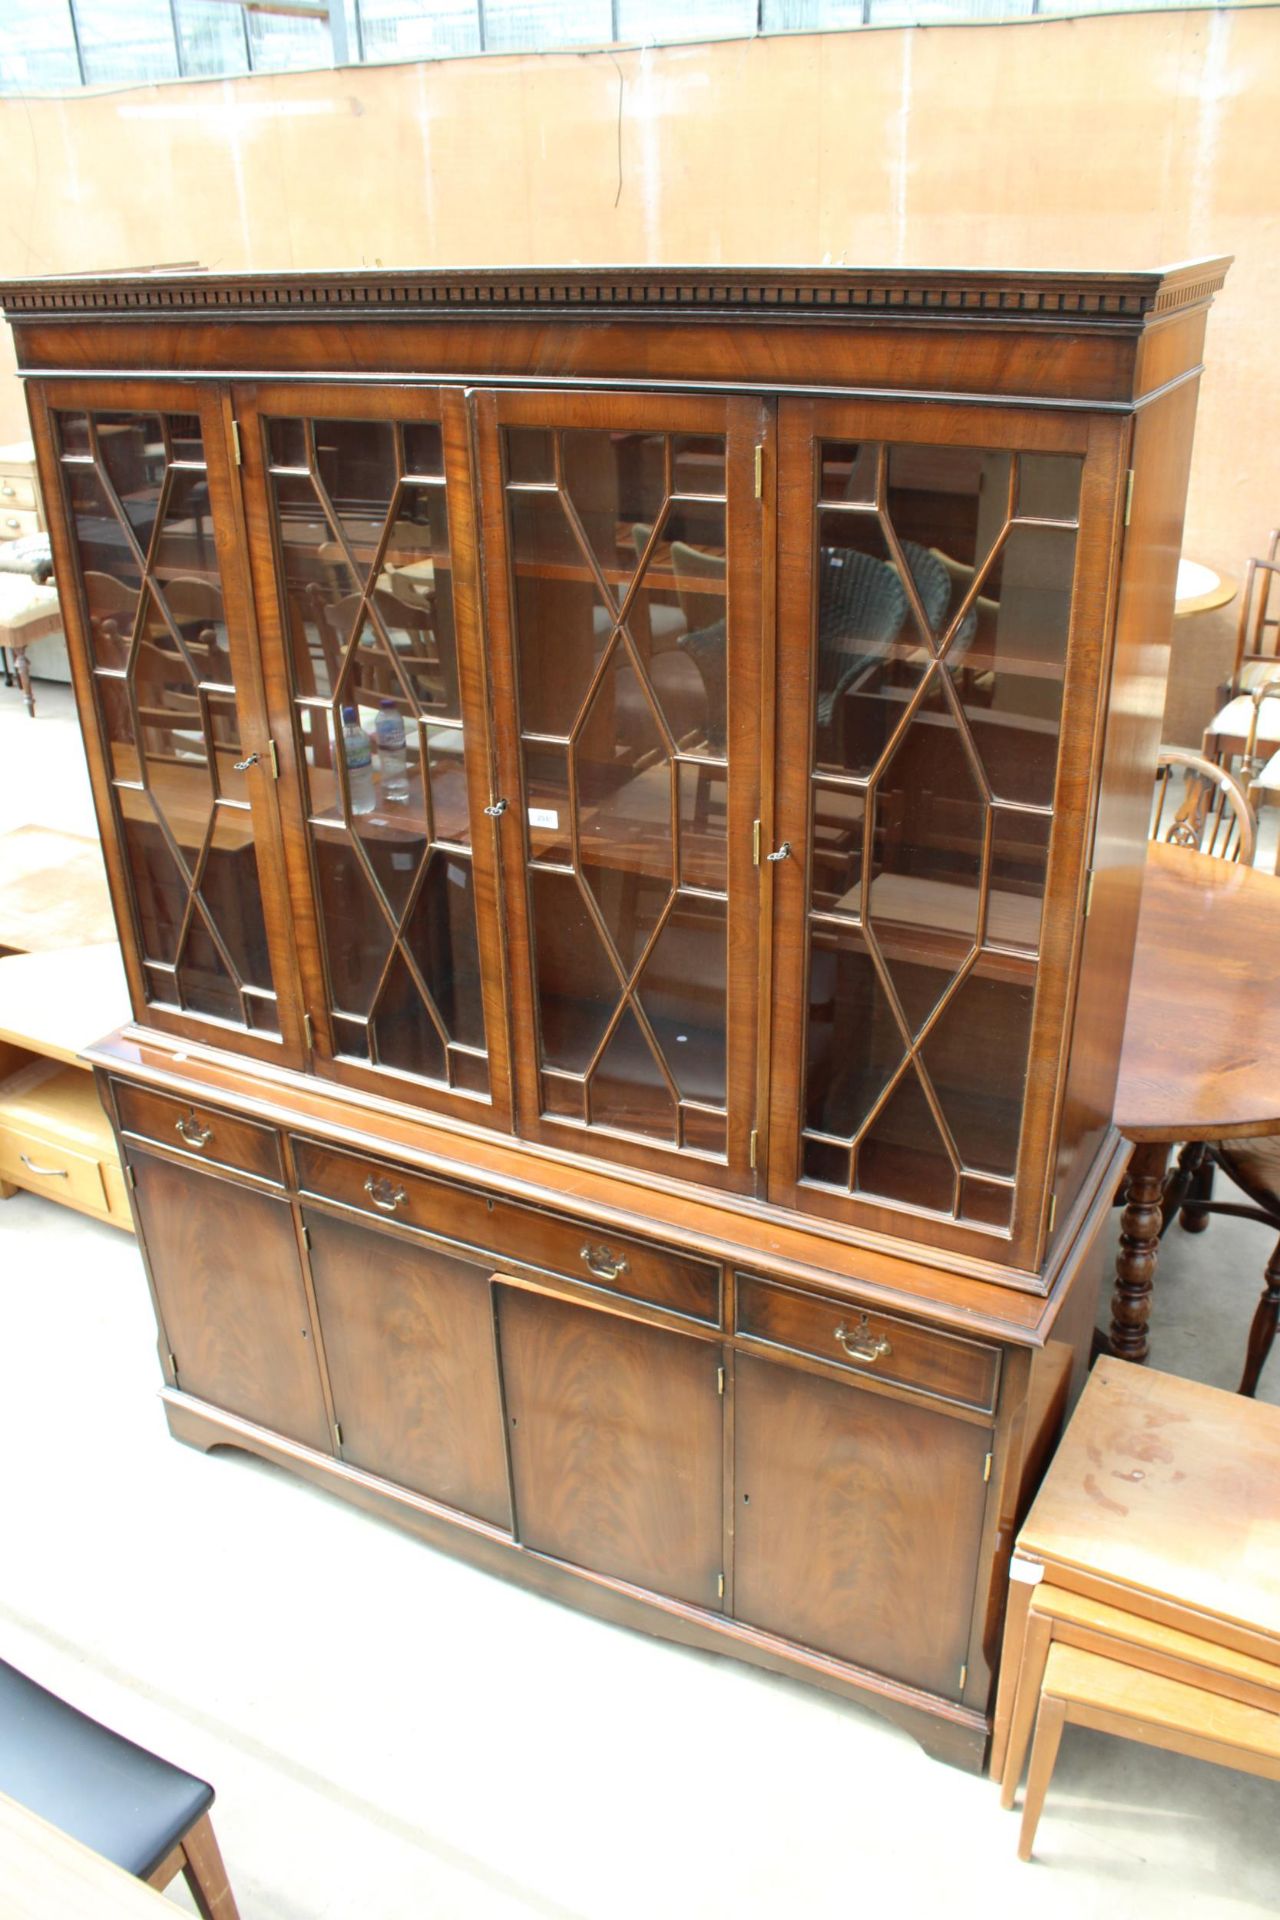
[{"x1": 0, "y1": 944, "x2": 132, "y2": 1230}]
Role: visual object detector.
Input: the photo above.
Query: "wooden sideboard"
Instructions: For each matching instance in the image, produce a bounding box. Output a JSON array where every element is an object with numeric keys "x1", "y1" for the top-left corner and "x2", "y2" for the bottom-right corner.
[{"x1": 0, "y1": 260, "x2": 1228, "y2": 1771}]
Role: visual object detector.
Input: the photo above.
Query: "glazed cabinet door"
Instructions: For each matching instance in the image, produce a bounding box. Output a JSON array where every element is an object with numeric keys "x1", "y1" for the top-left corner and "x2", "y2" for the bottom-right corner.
[
  {"x1": 302, "y1": 1207, "x2": 510, "y2": 1527},
  {"x1": 235, "y1": 385, "x2": 511, "y2": 1125},
  {"x1": 733, "y1": 1350, "x2": 990, "y2": 1700},
  {"x1": 495, "y1": 1282, "x2": 725, "y2": 1609},
  {"x1": 767, "y1": 399, "x2": 1120, "y2": 1268},
  {"x1": 30, "y1": 382, "x2": 303, "y2": 1062},
  {"x1": 474, "y1": 391, "x2": 768, "y2": 1190},
  {"x1": 126, "y1": 1147, "x2": 330, "y2": 1452}
]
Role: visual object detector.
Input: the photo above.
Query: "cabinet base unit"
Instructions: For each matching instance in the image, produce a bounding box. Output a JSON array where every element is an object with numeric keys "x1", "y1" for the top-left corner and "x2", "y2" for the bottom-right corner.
[{"x1": 4, "y1": 261, "x2": 1228, "y2": 1771}]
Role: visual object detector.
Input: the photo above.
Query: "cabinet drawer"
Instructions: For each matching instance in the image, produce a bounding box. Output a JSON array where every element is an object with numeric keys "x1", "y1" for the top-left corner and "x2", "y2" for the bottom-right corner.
[
  {"x1": 0, "y1": 1124, "x2": 107, "y2": 1215},
  {"x1": 0, "y1": 476, "x2": 36, "y2": 510},
  {"x1": 0, "y1": 506, "x2": 39, "y2": 540},
  {"x1": 112, "y1": 1081, "x2": 284, "y2": 1186},
  {"x1": 735, "y1": 1276, "x2": 999, "y2": 1414},
  {"x1": 293, "y1": 1138, "x2": 721, "y2": 1324}
]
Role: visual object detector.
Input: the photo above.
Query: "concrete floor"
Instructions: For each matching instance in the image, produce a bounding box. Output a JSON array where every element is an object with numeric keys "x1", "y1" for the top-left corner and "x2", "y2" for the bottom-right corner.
[{"x1": 1, "y1": 677, "x2": 1277, "y2": 1916}]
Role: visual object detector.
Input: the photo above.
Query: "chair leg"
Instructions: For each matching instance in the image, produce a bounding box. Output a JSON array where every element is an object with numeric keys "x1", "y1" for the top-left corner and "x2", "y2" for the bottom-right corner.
[
  {"x1": 1018, "y1": 1694, "x2": 1067, "y2": 1863},
  {"x1": 1239, "y1": 1236, "x2": 1280, "y2": 1398},
  {"x1": 177, "y1": 1812, "x2": 241, "y2": 1920},
  {"x1": 1179, "y1": 1150, "x2": 1215, "y2": 1235},
  {"x1": 1000, "y1": 1610, "x2": 1054, "y2": 1809}
]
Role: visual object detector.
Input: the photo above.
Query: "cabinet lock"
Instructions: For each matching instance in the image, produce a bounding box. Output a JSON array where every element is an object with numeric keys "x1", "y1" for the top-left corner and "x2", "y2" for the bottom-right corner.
[
  {"x1": 765, "y1": 842, "x2": 792, "y2": 863},
  {"x1": 483, "y1": 797, "x2": 509, "y2": 817}
]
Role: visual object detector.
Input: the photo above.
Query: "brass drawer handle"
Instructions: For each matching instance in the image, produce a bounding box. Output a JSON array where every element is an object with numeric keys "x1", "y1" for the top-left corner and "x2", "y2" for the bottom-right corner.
[
  {"x1": 175, "y1": 1113, "x2": 212, "y2": 1149},
  {"x1": 834, "y1": 1314, "x2": 892, "y2": 1366},
  {"x1": 365, "y1": 1174, "x2": 408, "y2": 1213},
  {"x1": 581, "y1": 1242, "x2": 629, "y2": 1282},
  {"x1": 20, "y1": 1153, "x2": 68, "y2": 1178}
]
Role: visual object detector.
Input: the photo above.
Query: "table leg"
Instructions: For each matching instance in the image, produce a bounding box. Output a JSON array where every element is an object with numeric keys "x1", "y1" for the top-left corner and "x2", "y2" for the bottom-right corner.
[
  {"x1": 13, "y1": 643, "x2": 33, "y2": 717},
  {"x1": 1109, "y1": 1140, "x2": 1171, "y2": 1363}
]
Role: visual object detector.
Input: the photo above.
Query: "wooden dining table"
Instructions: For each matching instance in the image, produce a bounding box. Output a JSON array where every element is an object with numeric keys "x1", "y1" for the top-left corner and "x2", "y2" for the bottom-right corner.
[{"x1": 1111, "y1": 839, "x2": 1280, "y2": 1361}]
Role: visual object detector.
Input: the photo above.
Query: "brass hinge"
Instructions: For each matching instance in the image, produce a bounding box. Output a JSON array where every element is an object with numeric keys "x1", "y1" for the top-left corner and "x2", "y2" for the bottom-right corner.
[
  {"x1": 1048, "y1": 1193, "x2": 1058, "y2": 1235},
  {"x1": 1123, "y1": 468, "x2": 1134, "y2": 528},
  {"x1": 303, "y1": 1011, "x2": 315, "y2": 1050},
  {"x1": 754, "y1": 443, "x2": 764, "y2": 499},
  {"x1": 231, "y1": 420, "x2": 242, "y2": 467},
  {"x1": 301, "y1": 1223, "x2": 312, "y2": 1251},
  {"x1": 168, "y1": 1351, "x2": 178, "y2": 1377},
  {"x1": 717, "y1": 1572, "x2": 726, "y2": 1600},
  {"x1": 717, "y1": 1365, "x2": 726, "y2": 1396},
  {"x1": 334, "y1": 1421, "x2": 343, "y2": 1448},
  {"x1": 267, "y1": 738, "x2": 279, "y2": 780},
  {"x1": 752, "y1": 818, "x2": 761, "y2": 866},
  {"x1": 1083, "y1": 868, "x2": 1096, "y2": 918},
  {"x1": 983, "y1": 1451, "x2": 993, "y2": 1484},
  {"x1": 958, "y1": 1663, "x2": 968, "y2": 1691},
  {"x1": 749, "y1": 1127, "x2": 759, "y2": 1171},
  {"x1": 124, "y1": 1163, "x2": 136, "y2": 1191}
]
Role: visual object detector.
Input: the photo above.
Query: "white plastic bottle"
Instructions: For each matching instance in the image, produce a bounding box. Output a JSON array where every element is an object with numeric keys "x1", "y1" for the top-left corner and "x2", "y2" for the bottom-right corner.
[
  {"x1": 374, "y1": 698, "x2": 410, "y2": 804},
  {"x1": 341, "y1": 706, "x2": 376, "y2": 815}
]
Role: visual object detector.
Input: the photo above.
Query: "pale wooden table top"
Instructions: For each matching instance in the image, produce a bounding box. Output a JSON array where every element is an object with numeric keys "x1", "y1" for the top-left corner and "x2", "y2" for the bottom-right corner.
[
  {"x1": 0, "y1": 941, "x2": 130, "y2": 1062},
  {"x1": 0, "y1": 1792, "x2": 173, "y2": 1917},
  {"x1": 0, "y1": 825, "x2": 116, "y2": 952},
  {"x1": 1116, "y1": 841, "x2": 1280, "y2": 1143},
  {"x1": 1018, "y1": 1357, "x2": 1280, "y2": 1645}
]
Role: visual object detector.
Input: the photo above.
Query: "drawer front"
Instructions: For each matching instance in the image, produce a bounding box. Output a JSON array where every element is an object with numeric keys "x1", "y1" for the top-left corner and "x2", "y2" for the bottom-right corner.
[
  {"x1": 0, "y1": 476, "x2": 36, "y2": 511},
  {"x1": 0, "y1": 506, "x2": 39, "y2": 540},
  {"x1": 735, "y1": 1275, "x2": 1000, "y2": 1414},
  {"x1": 0, "y1": 1125, "x2": 107, "y2": 1215},
  {"x1": 293, "y1": 1137, "x2": 720, "y2": 1324},
  {"x1": 112, "y1": 1080, "x2": 284, "y2": 1186}
]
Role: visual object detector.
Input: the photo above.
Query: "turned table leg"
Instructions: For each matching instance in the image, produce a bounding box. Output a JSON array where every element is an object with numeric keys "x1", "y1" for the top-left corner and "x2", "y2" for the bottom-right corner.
[
  {"x1": 13, "y1": 643, "x2": 33, "y2": 717},
  {"x1": 1110, "y1": 1140, "x2": 1171, "y2": 1363}
]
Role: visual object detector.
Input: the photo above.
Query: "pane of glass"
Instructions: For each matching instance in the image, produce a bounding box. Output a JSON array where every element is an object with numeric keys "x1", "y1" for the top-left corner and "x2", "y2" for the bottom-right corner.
[
  {"x1": 206, "y1": 694, "x2": 247, "y2": 800},
  {"x1": 951, "y1": 521, "x2": 1076, "y2": 809},
  {"x1": 679, "y1": 761, "x2": 727, "y2": 892},
  {"x1": 636, "y1": 894, "x2": 727, "y2": 1107},
  {"x1": 921, "y1": 966, "x2": 1035, "y2": 1179},
  {"x1": 402, "y1": 423, "x2": 444, "y2": 477},
  {"x1": 203, "y1": 807, "x2": 274, "y2": 991},
  {"x1": 403, "y1": 852, "x2": 486, "y2": 1051},
  {"x1": 56, "y1": 412, "x2": 90, "y2": 457},
  {"x1": 510, "y1": 486, "x2": 614, "y2": 736},
  {"x1": 450, "y1": 1049, "x2": 490, "y2": 1097},
  {"x1": 616, "y1": 0, "x2": 756, "y2": 35},
  {"x1": 541, "y1": 1072, "x2": 584, "y2": 1122},
  {"x1": 314, "y1": 420, "x2": 398, "y2": 576},
  {"x1": 589, "y1": 1003, "x2": 676, "y2": 1141},
  {"x1": 671, "y1": 437, "x2": 726, "y2": 497},
  {"x1": 819, "y1": 441, "x2": 877, "y2": 504},
  {"x1": 333, "y1": 1014, "x2": 370, "y2": 1060},
  {"x1": 530, "y1": 867, "x2": 619, "y2": 1075},
  {"x1": 174, "y1": 0, "x2": 249, "y2": 78},
  {"x1": 681, "y1": 1108, "x2": 726, "y2": 1156},
  {"x1": 867, "y1": 703, "x2": 985, "y2": 1027},
  {"x1": 576, "y1": 649, "x2": 674, "y2": 967},
  {"x1": 989, "y1": 808, "x2": 1050, "y2": 951},
  {"x1": 505, "y1": 428, "x2": 554, "y2": 484},
  {"x1": 97, "y1": 412, "x2": 164, "y2": 557},
  {"x1": 369, "y1": 950, "x2": 448, "y2": 1082},
  {"x1": 524, "y1": 741, "x2": 571, "y2": 864},
  {"x1": 314, "y1": 835, "x2": 394, "y2": 1016},
  {"x1": 165, "y1": 413, "x2": 206, "y2": 465},
  {"x1": 959, "y1": 1179, "x2": 1014, "y2": 1232},
  {"x1": 120, "y1": 808, "x2": 186, "y2": 966},
  {"x1": 246, "y1": 994, "x2": 280, "y2": 1036},
  {"x1": 856, "y1": 1069, "x2": 955, "y2": 1215},
  {"x1": 481, "y1": 0, "x2": 612, "y2": 54},
  {"x1": 152, "y1": 474, "x2": 224, "y2": 650},
  {"x1": 267, "y1": 418, "x2": 307, "y2": 469},
  {"x1": 73, "y1": 0, "x2": 178, "y2": 86},
  {"x1": 275, "y1": 470, "x2": 361, "y2": 685},
  {"x1": 813, "y1": 510, "x2": 928, "y2": 780},
  {"x1": 1018, "y1": 454, "x2": 1084, "y2": 521},
  {"x1": 246, "y1": 4, "x2": 329, "y2": 71},
  {"x1": 886, "y1": 443, "x2": 1009, "y2": 584},
  {"x1": 810, "y1": 780, "x2": 865, "y2": 915},
  {"x1": 426, "y1": 725, "x2": 470, "y2": 846},
  {"x1": 379, "y1": 489, "x2": 459, "y2": 719},
  {"x1": 804, "y1": 924, "x2": 902, "y2": 1141},
  {"x1": 67, "y1": 464, "x2": 142, "y2": 661},
  {"x1": 358, "y1": 0, "x2": 480, "y2": 60},
  {"x1": 803, "y1": 1135, "x2": 851, "y2": 1188},
  {"x1": 562, "y1": 428, "x2": 667, "y2": 602},
  {"x1": 175, "y1": 917, "x2": 241, "y2": 1023},
  {"x1": 95, "y1": 674, "x2": 134, "y2": 781},
  {"x1": 652, "y1": 498, "x2": 726, "y2": 757},
  {"x1": 0, "y1": 0, "x2": 81, "y2": 90}
]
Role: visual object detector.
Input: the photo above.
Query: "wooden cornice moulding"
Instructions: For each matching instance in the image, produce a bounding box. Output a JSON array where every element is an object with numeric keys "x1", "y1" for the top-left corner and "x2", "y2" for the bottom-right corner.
[{"x1": 0, "y1": 259, "x2": 1232, "y2": 326}]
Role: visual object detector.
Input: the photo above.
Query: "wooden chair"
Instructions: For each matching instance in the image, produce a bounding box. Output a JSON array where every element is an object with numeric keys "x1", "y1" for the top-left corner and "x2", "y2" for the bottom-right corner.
[
  {"x1": 1149, "y1": 747, "x2": 1256, "y2": 862},
  {"x1": 0, "y1": 1656, "x2": 240, "y2": 1917},
  {"x1": 1014, "y1": 1642, "x2": 1280, "y2": 1863},
  {"x1": 1203, "y1": 537, "x2": 1280, "y2": 773}
]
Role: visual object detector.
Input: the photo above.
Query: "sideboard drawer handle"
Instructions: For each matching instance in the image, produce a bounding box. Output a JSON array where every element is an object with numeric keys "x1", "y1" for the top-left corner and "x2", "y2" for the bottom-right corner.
[
  {"x1": 20, "y1": 1153, "x2": 68, "y2": 1178},
  {"x1": 1, "y1": 484, "x2": 15, "y2": 497},
  {"x1": 365, "y1": 1174, "x2": 408, "y2": 1213},
  {"x1": 581, "y1": 1242, "x2": 629, "y2": 1282},
  {"x1": 175, "y1": 1113, "x2": 212, "y2": 1149},
  {"x1": 833, "y1": 1314, "x2": 892, "y2": 1365}
]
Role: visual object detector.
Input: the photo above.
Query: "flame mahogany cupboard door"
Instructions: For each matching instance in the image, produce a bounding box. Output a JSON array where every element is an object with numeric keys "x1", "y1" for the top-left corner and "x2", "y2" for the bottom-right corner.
[
  {"x1": 302, "y1": 1208, "x2": 511, "y2": 1527},
  {"x1": 767, "y1": 397, "x2": 1126, "y2": 1270},
  {"x1": 127, "y1": 1148, "x2": 331, "y2": 1453},
  {"x1": 234, "y1": 384, "x2": 513, "y2": 1129},
  {"x1": 473, "y1": 389, "x2": 769, "y2": 1192},
  {"x1": 29, "y1": 382, "x2": 304, "y2": 1065},
  {"x1": 732, "y1": 1352, "x2": 991, "y2": 1700},
  {"x1": 495, "y1": 1283, "x2": 726, "y2": 1609}
]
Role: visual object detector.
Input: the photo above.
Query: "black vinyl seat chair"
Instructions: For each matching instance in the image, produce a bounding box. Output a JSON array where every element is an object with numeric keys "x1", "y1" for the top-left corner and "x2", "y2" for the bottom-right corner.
[{"x1": 0, "y1": 1657, "x2": 240, "y2": 1918}]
